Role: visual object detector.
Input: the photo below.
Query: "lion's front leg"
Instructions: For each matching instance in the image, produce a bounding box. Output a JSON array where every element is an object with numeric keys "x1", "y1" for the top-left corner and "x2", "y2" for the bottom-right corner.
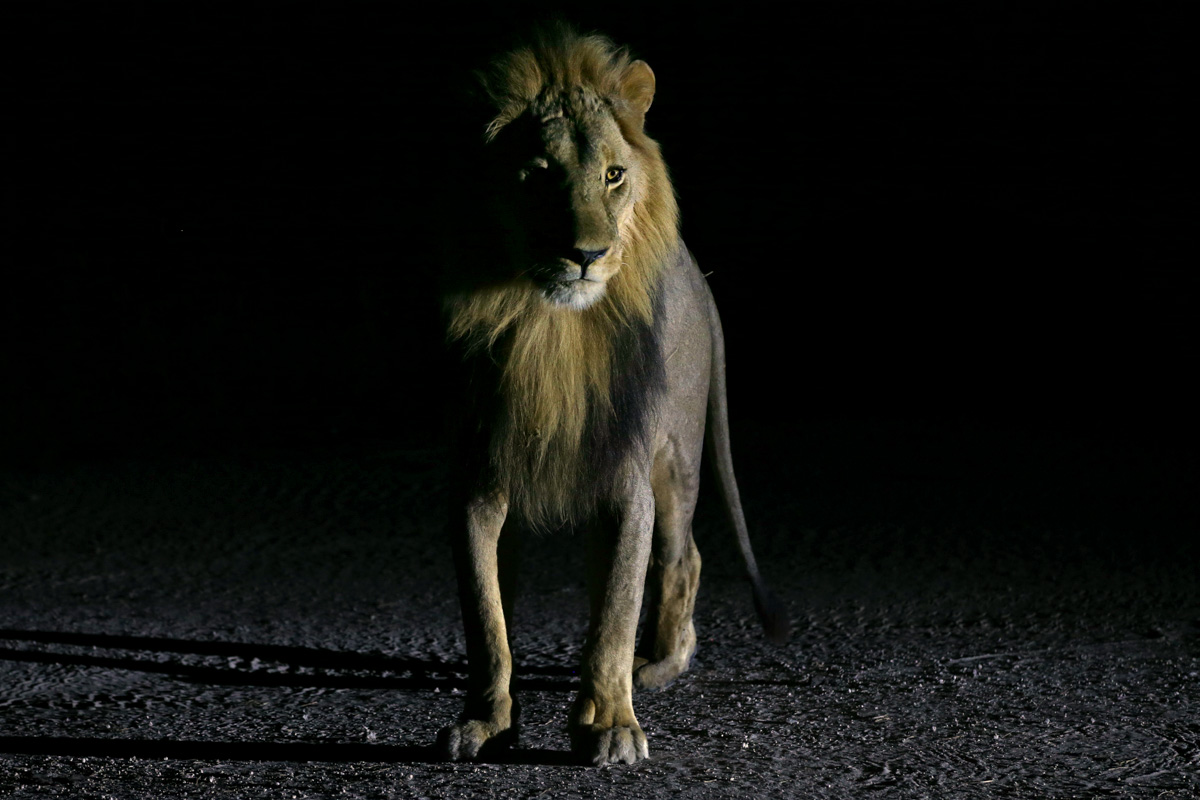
[
  {"x1": 438, "y1": 493, "x2": 518, "y2": 761},
  {"x1": 570, "y1": 481, "x2": 655, "y2": 765}
]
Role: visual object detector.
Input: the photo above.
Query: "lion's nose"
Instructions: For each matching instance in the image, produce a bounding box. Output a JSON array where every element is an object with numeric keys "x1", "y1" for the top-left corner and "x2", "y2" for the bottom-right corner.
[{"x1": 575, "y1": 248, "x2": 608, "y2": 278}]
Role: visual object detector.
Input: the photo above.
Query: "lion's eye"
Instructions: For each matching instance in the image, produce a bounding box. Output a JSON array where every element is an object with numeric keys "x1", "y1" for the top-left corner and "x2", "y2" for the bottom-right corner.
[
  {"x1": 519, "y1": 158, "x2": 549, "y2": 182},
  {"x1": 605, "y1": 167, "x2": 625, "y2": 185}
]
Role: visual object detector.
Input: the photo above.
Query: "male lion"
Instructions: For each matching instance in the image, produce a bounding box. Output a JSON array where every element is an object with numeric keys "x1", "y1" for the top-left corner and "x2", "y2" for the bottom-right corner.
[{"x1": 439, "y1": 25, "x2": 788, "y2": 766}]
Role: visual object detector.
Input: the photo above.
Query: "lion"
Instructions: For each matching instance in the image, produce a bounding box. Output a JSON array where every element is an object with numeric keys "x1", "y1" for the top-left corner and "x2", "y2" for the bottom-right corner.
[{"x1": 438, "y1": 24, "x2": 789, "y2": 766}]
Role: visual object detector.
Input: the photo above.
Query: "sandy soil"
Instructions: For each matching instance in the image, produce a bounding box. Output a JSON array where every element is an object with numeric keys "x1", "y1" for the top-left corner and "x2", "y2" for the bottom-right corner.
[{"x1": 1, "y1": 422, "x2": 1196, "y2": 798}]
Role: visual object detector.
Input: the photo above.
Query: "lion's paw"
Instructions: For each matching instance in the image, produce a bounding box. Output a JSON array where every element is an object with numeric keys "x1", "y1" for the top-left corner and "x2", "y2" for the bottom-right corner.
[
  {"x1": 633, "y1": 625, "x2": 697, "y2": 691},
  {"x1": 437, "y1": 719, "x2": 515, "y2": 762},
  {"x1": 571, "y1": 724, "x2": 649, "y2": 766},
  {"x1": 633, "y1": 657, "x2": 688, "y2": 691}
]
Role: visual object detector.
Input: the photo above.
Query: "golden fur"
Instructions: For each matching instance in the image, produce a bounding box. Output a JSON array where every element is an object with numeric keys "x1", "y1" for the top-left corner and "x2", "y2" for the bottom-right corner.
[{"x1": 445, "y1": 25, "x2": 679, "y2": 527}]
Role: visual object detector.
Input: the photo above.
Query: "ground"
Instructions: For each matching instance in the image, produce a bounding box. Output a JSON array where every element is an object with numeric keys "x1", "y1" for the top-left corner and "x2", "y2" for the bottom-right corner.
[{"x1": 1, "y1": 421, "x2": 1196, "y2": 798}]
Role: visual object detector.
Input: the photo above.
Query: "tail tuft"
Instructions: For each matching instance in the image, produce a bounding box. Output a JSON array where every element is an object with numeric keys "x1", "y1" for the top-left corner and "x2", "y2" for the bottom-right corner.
[{"x1": 752, "y1": 583, "x2": 792, "y2": 644}]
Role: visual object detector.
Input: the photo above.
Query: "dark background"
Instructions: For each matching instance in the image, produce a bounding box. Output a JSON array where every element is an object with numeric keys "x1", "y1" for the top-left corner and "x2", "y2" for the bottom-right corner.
[
  {"x1": 6, "y1": 3, "x2": 1191, "y2": 482},
  {"x1": 3, "y1": 9, "x2": 1195, "y2": 792}
]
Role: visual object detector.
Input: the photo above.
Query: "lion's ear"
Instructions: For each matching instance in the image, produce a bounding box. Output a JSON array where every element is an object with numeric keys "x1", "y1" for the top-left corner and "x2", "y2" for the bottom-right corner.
[{"x1": 620, "y1": 59, "x2": 656, "y2": 117}]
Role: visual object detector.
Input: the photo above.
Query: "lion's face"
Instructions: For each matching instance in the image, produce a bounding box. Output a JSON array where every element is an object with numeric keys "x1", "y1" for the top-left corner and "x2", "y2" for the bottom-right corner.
[{"x1": 490, "y1": 95, "x2": 640, "y2": 310}]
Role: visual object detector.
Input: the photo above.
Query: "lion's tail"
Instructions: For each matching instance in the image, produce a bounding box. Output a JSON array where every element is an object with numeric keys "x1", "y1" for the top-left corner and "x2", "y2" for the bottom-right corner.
[{"x1": 705, "y1": 297, "x2": 792, "y2": 644}]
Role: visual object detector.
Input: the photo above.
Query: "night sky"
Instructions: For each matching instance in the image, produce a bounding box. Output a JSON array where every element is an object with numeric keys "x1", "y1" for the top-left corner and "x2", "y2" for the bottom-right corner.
[{"x1": 7, "y1": 4, "x2": 1190, "y2": 471}]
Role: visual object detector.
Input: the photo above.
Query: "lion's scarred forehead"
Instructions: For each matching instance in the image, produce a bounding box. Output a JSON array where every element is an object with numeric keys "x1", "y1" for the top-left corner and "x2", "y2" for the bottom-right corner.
[
  {"x1": 533, "y1": 86, "x2": 607, "y2": 123},
  {"x1": 534, "y1": 91, "x2": 625, "y2": 161},
  {"x1": 520, "y1": 86, "x2": 626, "y2": 169},
  {"x1": 480, "y1": 25, "x2": 640, "y2": 142}
]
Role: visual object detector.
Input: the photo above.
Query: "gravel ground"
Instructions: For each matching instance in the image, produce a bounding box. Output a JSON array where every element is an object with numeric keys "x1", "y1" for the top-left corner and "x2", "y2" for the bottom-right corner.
[{"x1": 1, "y1": 422, "x2": 1196, "y2": 798}]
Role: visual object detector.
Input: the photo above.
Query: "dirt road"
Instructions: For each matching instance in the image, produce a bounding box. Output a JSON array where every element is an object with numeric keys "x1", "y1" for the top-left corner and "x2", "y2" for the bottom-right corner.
[{"x1": 1, "y1": 422, "x2": 1196, "y2": 798}]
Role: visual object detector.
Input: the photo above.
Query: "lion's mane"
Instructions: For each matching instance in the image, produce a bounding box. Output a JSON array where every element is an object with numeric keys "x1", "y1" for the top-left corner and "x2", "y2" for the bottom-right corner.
[{"x1": 445, "y1": 25, "x2": 679, "y2": 528}]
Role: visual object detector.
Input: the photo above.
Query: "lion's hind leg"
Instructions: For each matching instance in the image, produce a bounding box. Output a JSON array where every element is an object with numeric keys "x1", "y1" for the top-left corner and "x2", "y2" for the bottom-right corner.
[{"x1": 634, "y1": 450, "x2": 702, "y2": 691}]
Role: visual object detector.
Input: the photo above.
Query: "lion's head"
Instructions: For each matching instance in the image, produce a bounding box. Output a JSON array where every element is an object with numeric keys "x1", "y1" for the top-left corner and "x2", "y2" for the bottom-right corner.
[
  {"x1": 478, "y1": 25, "x2": 677, "y2": 312},
  {"x1": 445, "y1": 25, "x2": 678, "y2": 527}
]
